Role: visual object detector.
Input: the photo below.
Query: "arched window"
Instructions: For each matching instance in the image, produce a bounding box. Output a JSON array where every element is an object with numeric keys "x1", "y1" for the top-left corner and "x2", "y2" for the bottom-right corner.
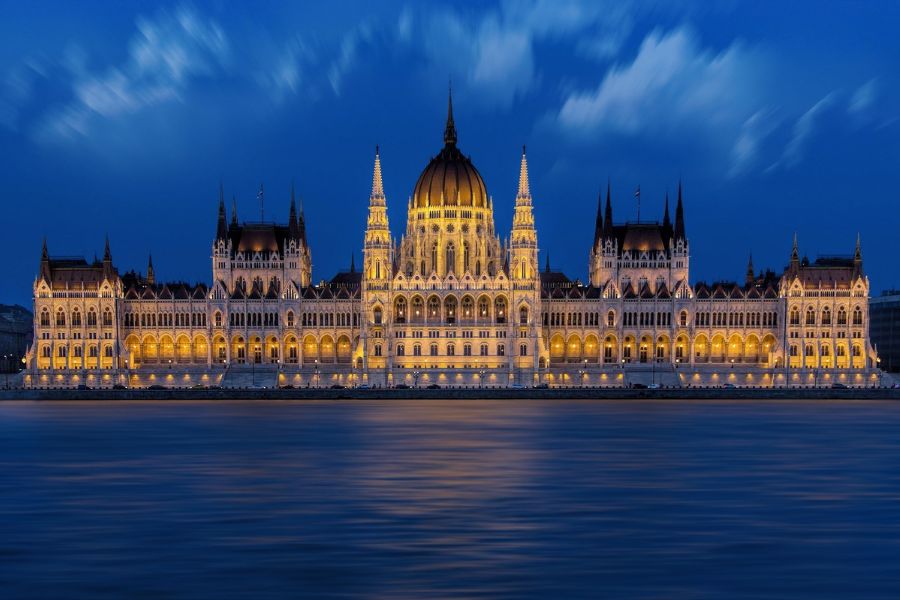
[
  {"x1": 56, "y1": 309, "x2": 66, "y2": 327},
  {"x1": 837, "y1": 307, "x2": 847, "y2": 325},
  {"x1": 411, "y1": 296, "x2": 424, "y2": 319},
  {"x1": 71, "y1": 309, "x2": 82, "y2": 327},
  {"x1": 394, "y1": 298, "x2": 407, "y2": 323},
  {"x1": 40, "y1": 309, "x2": 50, "y2": 327},
  {"x1": 495, "y1": 297, "x2": 507, "y2": 324},
  {"x1": 607, "y1": 310, "x2": 615, "y2": 328},
  {"x1": 214, "y1": 311, "x2": 222, "y2": 328},
  {"x1": 373, "y1": 307, "x2": 382, "y2": 325},
  {"x1": 853, "y1": 306, "x2": 863, "y2": 326},
  {"x1": 104, "y1": 345, "x2": 113, "y2": 358},
  {"x1": 446, "y1": 242, "x2": 456, "y2": 274},
  {"x1": 478, "y1": 297, "x2": 490, "y2": 319},
  {"x1": 789, "y1": 307, "x2": 800, "y2": 325},
  {"x1": 475, "y1": 260, "x2": 481, "y2": 277},
  {"x1": 430, "y1": 343, "x2": 438, "y2": 356},
  {"x1": 413, "y1": 344, "x2": 422, "y2": 356},
  {"x1": 374, "y1": 344, "x2": 382, "y2": 357},
  {"x1": 461, "y1": 296, "x2": 474, "y2": 319},
  {"x1": 447, "y1": 343, "x2": 455, "y2": 356},
  {"x1": 103, "y1": 309, "x2": 113, "y2": 327},
  {"x1": 287, "y1": 311, "x2": 294, "y2": 327},
  {"x1": 463, "y1": 242, "x2": 470, "y2": 273},
  {"x1": 790, "y1": 344, "x2": 799, "y2": 356},
  {"x1": 806, "y1": 307, "x2": 816, "y2": 325},
  {"x1": 428, "y1": 296, "x2": 440, "y2": 319},
  {"x1": 87, "y1": 310, "x2": 97, "y2": 327},
  {"x1": 396, "y1": 343, "x2": 405, "y2": 356},
  {"x1": 679, "y1": 311, "x2": 688, "y2": 328},
  {"x1": 821, "y1": 307, "x2": 831, "y2": 325},
  {"x1": 431, "y1": 242, "x2": 438, "y2": 273},
  {"x1": 520, "y1": 306, "x2": 528, "y2": 325}
]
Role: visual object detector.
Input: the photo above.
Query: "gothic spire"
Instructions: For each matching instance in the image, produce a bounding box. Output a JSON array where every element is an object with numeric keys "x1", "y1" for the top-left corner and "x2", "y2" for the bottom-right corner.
[
  {"x1": 517, "y1": 145, "x2": 530, "y2": 200},
  {"x1": 602, "y1": 181, "x2": 614, "y2": 239},
  {"x1": 147, "y1": 254, "x2": 155, "y2": 286},
  {"x1": 289, "y1": 181, "x2": 300, "y2": 240},
  {"x1": 663, "y1": 191, "x2": 671, "y2": 228},
  {"x1": 217, "y1": 184, "x2": 228, "y2": 240},
  {"x1": 371, "y1": 145, "x2": 385, "y2": 201},
  {"x1": 855, "y1": 232, "x2": 862, "y2": 261},
  {"x1": 545, "y1": 252, "x2": 551, "y2": 273},
  {"x1": 103, "y1": 235, "x2": 111, "y2": 262},
  {"x1": 791, "y1": 232, "x2": 799, "y2": 263},
  {"x1": 350, "y1": 252, "x2": 356, "y2": 273},
  {"x1": 231, "y1": 195, "x2": 238, "y2": 226},
  {"x1": 444, "y1": 84, "x2": 457, "y2": 146},
  {"x1": 593, "y1": 189, "x2": 603, "y2": 247},
  {"x1": 674, "y1": 180, "x2": 685, "y2": 240},
  {"x1": 745, "y1": 253, "x2": 754, "y2": 287},
  {"x1": 41, "y1": 237, "x2": 48, "y2": 261}
]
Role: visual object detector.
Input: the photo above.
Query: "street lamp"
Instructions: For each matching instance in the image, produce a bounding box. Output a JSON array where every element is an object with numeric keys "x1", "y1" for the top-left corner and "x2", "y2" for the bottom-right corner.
[
  {"x1": 413, "y1": 370, "x2": 420, "y2": 388},
  {"x1": 478, "y1": 369, "x2": 485, "y2": 389},
  {"x1": 314, "y1": 358, "x2": 320, "y2": 388}
]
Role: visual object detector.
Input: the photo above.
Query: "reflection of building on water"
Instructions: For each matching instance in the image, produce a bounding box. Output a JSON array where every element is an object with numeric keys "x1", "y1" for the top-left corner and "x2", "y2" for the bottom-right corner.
[{"x1": 23, "y1": 93, "x2": 882, "y2": 389}]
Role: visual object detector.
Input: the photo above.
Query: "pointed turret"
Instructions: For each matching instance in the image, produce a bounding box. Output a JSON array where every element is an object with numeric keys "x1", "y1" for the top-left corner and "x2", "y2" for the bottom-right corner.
[
  {"x1": 674, "y1": 181, "x2": 685, "y2": 240},
  {"x1": 663, "y1": 192, "x2": 671, "y2": 228},
  {"x1": 593, "y1": 189, "x2": 604, "y2": 247},
  {"x1": 103, "y1": 235, "x2": 112, "y2": 262},
  {"x1": 147, "y1": 254, "x2": 155, "y2": 286},
  {"x1": 289, "y1": 182, "x2": 301, "y2": 240},
  {"x1": 231, "y1": 196, "x2": 238, "y2": 227},
  {"x1": 791, "y1": 232, "x2": 799, "y2": 264},
  {"x1": 517, "y1": 145, "x2": 530, "y2": 200},
  {"x1": 41, "y1": 237, "x2": 48, "y2": 261},
  {"x1": 854, "y1": 233, "x2": 863, "y2": 276},
  {"x1": 545, "y1": 252, "x2": 551, "y2": 273},
  {"x1": 216, "y1": 183, "x2": 228, "y2": 240},
  {"x1": 444, "y1": 85, "x2": 457, "y2": 147},
  {"x1": 602, "y1": 182, "x2": 614, "y2": 240},
  {"x1": 350, "y1": 253, "x2": 356, "y2": 273},
  {"x1": 372, "y1": 145, "x2": 385, "y2": 201},
  {"x1": 39, "y1": 238, "x2": 50, "y2": 281},
  {"x1": 745, "y1": 253, "x2": 754, "y2": 287}
]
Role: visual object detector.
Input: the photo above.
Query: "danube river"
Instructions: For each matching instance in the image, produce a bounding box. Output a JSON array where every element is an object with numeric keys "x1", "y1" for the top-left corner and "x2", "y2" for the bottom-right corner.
[{"x1": 2, "y1": 399, "x2": 900, "y2": 598}]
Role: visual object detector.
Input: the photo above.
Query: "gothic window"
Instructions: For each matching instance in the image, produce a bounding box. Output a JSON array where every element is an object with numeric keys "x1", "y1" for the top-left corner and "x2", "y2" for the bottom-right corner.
[
  {"x1": 394, "y1": 298, "x2": 407, "y2": 323},
  {"x1": 520, "y1": 343, "x2": 527, "y2": 357},
  {"x1": 104, "y1": 345, "x2": 113, "y2": 358},
  {"x1": 87, "y1": 310, "x2": 97, "y2": 327},
  {"x1": 495, "y1": 297, "x2": 507, "y2": 324},
  {"x1": 480, "y1": 343, "x2": 488, "y2": 356},
  {"x1": 215, "y1": 311, "x2": 223, "y2": 328},
  {"x1": 475, "y1": 260, "x2": 481, "y2": 277},
  {"x1": 822, "y1": 307, "x2": 831, "y2": 325},
  {"x1": 413, "y1": 344, "x2": 422, "y2": 357},
  {"x1": 806, "y1": 307, "x2": 816, "y2": 325},
  {"x1": 790, "y1": 344, "x2": 799, "y2": 357},
  {"x1": 56, "y1": 309, "x2": 66, "y2": 327},
  {"x1": 837, "y1": 307, "x2": 847, "y2": 325},
  {"x1": 790, "y1": 307, "x2": 800, "y2": 325},
  {"x1": 464, "y1": 343, "x2": 472, "y2": 356},
  {"x1": 373, "y1": 307, "x2": 382, "y2": 325},
  {"x1": 446, "y1": 242, "x2": 456, "y2": 274},
  {"x1": 463, "y1": 242, "x2": 470, "y2": 272},
  {"x1": 852, "y1": 306, "x2": 863, "y2": 326},
  {"x1": 397, "y1": 344, "x2": 405, "y2": 356},
  {"x1": 73, "y1": 346, "x2": 82, "y2": 358},
  {"x1": 71, "y1": 309, "x2": 82, "y2": 327},
  {"x1": 461, "y1": 296, "x2": 474, "y2": 319},
  {"x1": 374, "y1": 344, "x2": 382, "y2": 357},
  {"x1": 58, "y1": 346, "x2": 67, "y2": 358},
  {"x1": 497, "y1": 344, "x2": 505, "y2": 356},
  {"x1": 431, "y1": 242, "x2": 438, "y2": 273},
  {"x1": 430, "y1": 343, "x2": 438, "y2": 356},
  {"x1": 412, "y1": 296, "x2": 424, "y2": 319},
  {"x1": 520, "y1": 306, "x2": 528, "y2": 325},
  {"x1": 679, "y1": 311, "x2": 688, "y2": 328},
  {"x1": 478, "y1": 297, "x2": 489, "y2": 319},
  {"x1": 41, "y1": 345, "x2": 51, "y2": 358},
  {"x1": 607, "y1": 310, "x2": 615, "y2": 328},
  {"x1": 428, "y1": 297, "x2": 440, "y2": 319},
  {"x1": 444, "y1": 296, "x2": 457, "y2": 323},
  {"x1": 287, "y1": 311, "x2": 295, "y2": 327},
  {"x1": 40, "y1": 309, "x2": 50, "y2": 327},
  {"x1": 447, "y1": 343, "x2": 455, "y2": 356}
]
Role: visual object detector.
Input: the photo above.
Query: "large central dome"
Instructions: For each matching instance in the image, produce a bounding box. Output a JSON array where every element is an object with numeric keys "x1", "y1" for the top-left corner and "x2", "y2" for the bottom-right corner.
[{"x1": 412, "y1": 93, "x2": 488, "y2": 209}]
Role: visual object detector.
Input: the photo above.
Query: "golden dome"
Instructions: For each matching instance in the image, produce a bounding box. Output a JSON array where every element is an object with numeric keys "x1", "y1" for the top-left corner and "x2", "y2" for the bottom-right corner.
[{"x1": 412, "y1": 93, "x2": 488, "y2": 209}]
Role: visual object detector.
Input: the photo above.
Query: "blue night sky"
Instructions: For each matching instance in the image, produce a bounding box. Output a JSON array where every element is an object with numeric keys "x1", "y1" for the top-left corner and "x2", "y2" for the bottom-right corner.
[{"x1": 1, "y1": 1, "x2": 899, "y2": 306}]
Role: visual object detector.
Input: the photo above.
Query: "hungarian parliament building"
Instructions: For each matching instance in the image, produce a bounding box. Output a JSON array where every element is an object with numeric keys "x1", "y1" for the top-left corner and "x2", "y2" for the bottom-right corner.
[{"x1": 24, "y1": 96, "x2": 880, "y2": 389}]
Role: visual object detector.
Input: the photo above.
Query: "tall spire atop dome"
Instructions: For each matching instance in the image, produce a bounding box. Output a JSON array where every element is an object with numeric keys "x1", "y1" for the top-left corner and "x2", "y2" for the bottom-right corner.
[
  {"x1": 745, "y1": 253, "x2": 754, "y2": 287},
  {"x1": 444, "y1": 83, "x2": 457, "y2": 146}
]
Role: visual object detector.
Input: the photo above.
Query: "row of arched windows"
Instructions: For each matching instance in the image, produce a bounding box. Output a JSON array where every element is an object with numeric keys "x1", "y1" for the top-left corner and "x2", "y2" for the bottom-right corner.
[
  {"x1": 789, "y1": 306, "x2": 862, "y2": 326},
  {"x1": 392, "y1": 295, "x2": 509, "y2": 324},
  {"x1": 40, "y1": 307, "x2": 112, "y2": 328}
]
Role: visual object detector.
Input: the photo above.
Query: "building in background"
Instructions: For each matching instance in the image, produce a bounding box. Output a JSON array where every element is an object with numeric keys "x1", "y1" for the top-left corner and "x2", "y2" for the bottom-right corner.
[
  {"x1": 870, "y1": 291, "x2": 900, "y2": 373},
  {"x1": 22, "y1": 95, "x2": 882, "y2": 389},
  {"x1": 0, "y1": 304, "x2": 32, "y2": 373}
]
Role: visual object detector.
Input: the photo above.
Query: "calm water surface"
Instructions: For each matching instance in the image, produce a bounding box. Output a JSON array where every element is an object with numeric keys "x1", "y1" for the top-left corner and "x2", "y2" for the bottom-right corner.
[{"x1": 2, "y1": 399, "x2": 900, "y2": 599}]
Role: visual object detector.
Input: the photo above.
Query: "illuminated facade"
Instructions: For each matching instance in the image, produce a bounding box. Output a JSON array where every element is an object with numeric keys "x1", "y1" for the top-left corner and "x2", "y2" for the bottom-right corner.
[{"x1": 25, "y1": 95, "x2": 881, "y2": 388}]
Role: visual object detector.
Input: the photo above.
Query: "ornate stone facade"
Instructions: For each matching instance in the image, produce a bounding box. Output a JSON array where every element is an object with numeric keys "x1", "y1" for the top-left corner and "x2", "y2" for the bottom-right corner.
[{"x1": 24, "y1": 96, "x2": 881, "y2": 389}]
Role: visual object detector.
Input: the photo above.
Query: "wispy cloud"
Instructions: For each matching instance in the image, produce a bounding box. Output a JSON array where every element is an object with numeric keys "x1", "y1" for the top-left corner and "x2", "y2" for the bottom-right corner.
[
  {"x1": 328, "y1": 24, "x2": 374, "y2": 97},
  {"x1": 34, "y1": 5, "x2": 228, "y2": 142},
  {"x1": 849, "y1": 78, "x2": 877, "y2": 117},
  {"x1": 730, "y1": 108, "x2": 780, "y2": 177}
]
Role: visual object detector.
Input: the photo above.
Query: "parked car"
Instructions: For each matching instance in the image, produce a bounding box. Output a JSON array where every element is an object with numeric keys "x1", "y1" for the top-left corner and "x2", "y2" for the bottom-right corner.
[
  {"x1": 426, "y1": 383, "x2": 441, "y2": 389},
  {"x1": 534, "y1": 383, "x2": 549, "y2": 389},
  {"x1": 510, "y1": 383, "x2": 526, "y2": 389},
  {"x1": 722, "y1": 383, "x2": 736, "y2": 389},
  {"x1": 356, "y1": 384, "x2": 370, "y2": 389},
  {"x1": 394, "y1": 384, "x2": 410, "y2": 389},
  {"x1": 148, "y1": 384, "x2": 165, "y2": 390},
  {"x1": 831, "y1": 382, "x2": 848, "y2": 389},
  {"x1": 330, "y1": 384, "x2": 346, "y2": 389},
  {"x1": 192, "y1": 384, "x2": 207, "y2": 389},
  {"x1": 648, "y1": 383, "x2": 661, "y2": 389},
  {"x1": 281, "y1": 384, "x2": 295, "y2": 389}
]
